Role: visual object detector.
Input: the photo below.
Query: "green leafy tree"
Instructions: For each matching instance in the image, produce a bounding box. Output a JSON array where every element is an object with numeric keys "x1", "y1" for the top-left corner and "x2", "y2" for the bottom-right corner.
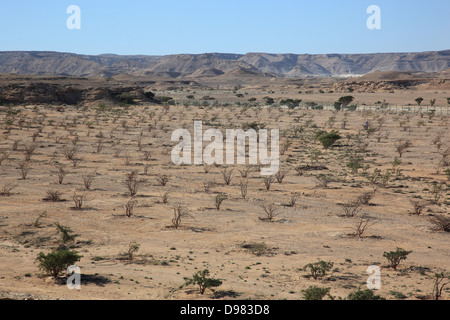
[
  {"x1": 182, "y1": 269, "x2": 223, "y2": 294},
  {"x1": 303, "y1": 260, "x2": 334, "y2": 280},
  {"x1": 36, "y1": 250, "x2": 82, "y2": 278},
  {"x1": 337, "y1": 96, "x2": 354, "y2": 111},
  {"x1": 415, "y1": 97, "x2": 424, "y2": 106},
  {"x1": 383, "y1": 248, "x2": 412, "y2": 270},
  {"x1": 280, "y1": 99, "x2": 302, "y2": 109},
  {"x1": 317, "y1": 131, "x2": 341, "y2": 149},
  {"x1": 430, "y1": 272, "x2": 450, "y2": 300}
]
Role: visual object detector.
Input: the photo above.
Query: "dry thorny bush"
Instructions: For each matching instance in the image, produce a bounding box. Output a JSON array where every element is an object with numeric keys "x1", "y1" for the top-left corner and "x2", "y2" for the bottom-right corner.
[{"x1": 259, "y1": 202, "x2": 279, "y2": 222}]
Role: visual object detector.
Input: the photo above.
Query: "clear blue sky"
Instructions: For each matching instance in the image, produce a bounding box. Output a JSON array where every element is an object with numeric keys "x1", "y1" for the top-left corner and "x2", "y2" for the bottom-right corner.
[{"x1": 0, "y1": 0, "x2": 448, "y2": 55}]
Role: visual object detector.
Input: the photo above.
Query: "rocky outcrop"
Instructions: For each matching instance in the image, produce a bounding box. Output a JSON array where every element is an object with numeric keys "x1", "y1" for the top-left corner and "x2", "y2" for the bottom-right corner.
[
  {"x1": 0, "y1": 80, "x2": 159, "y2": 106},
  {"x1": 331, "y1": 79, "x2": 429, "y2": 93}
]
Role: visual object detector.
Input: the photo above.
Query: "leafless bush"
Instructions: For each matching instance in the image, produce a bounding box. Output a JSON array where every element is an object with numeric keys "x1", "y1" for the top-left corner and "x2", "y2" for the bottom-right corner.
[
  {"x1": 275, "y1": 169, "x2": 289, "y2": 183},
  {"x1": 239, "y1": 179, "x2": 248, "y2": 200},
  {"x1": 259, "y1": 203, "x2": 279, "y2": 222},
  {"x1": 125, "y1": 199, "x2": 138, "y2": 217},
  {"x1": 23, "y1": 143, "x2": 37, "y2": 161},
  {"x1": 203, "y1": 164, "x2": 213, "y2": 174},
  {"x1": 238, "y1": 166, "x2": 252, "y2": 178},
  {"x1": 288, "y1": 193, "x2": 300, "y2": 207},
  {"x1": 113, "y1": 148, "x2": 122, "y2": 158},
  {"x1": 159, "y1": 191, "x2": 170, "y2": 204},
  {"x1": 350, "y1": 215, "x2": 376, "y2": 238},
  {"x1": 439, "y1": 147, "x2": 450, "y2": 167},
  {"x1": 82, "y1": 171, "x2": 96, "y2": 190},
  {"x1": 409, "y1": 199, "x2": 427, "y2": 215},
  {"x1": 263, "y1": 175, "x2": 275, "y2": 191},
  {"x1": 44, "y1": 190, "x2": 63, "y2": 202},
  {"x1": 72, "y1": 192, "x2": 85, "y2": 210},
  {"x1": 136, "y1": 136, "x2": 143, "y2": 151},
  {"x1": 203, "y1": 180, "x2": 216, "y2": 193},
  {"x1": 56, "y1": 164, "x2": 67, "y2": 184},
  {"x1": 18, "y1": 162, "x2": 30, "y2": 180},
  {"x1": 172, "y1": 204, "x2": 193, "y2": 229},
  {"x1": 0, "y1": 183, "x2": 17, "y2": 197},
  {"x1": 0, "y1": 151, "x2": 9, "y2": 165},
  {"x1": 12, "y1": 140, "x2": 20, "y2": 151},
  {"x1": 294, "y1": 166, "x2": 305, "y2": 176},
  {"x1": 142, "y1": 151, "x2": 151, "y2": 161},
  {"x1": 122, "y1": 170, "x2": 147, "y2": 197},
  {"x1": 338, "y1": 200, "x2": 362, "y2": 218},
  {"x1": 221, "y1": 168, "x2": 234, "y2": 185},
  {"x1": 156, "y1": 174, "x2": 170, "y2": 186},
  {"x1": 96, "y1": 139, "x2": 104, "y2": 153},
  {"x1": 314, "y1": 174, "x2": 335, "y2": 188},
  {"x1": 429, "y1": 215, "x2": 450, "y2": 232},
  {"x1": 62, "y1": 145, "x2": 79, "y2": 161},
  {"x1": 394, "y1": 140, "x2": 412, "y2": 158},
  {"x1": 357, "y1": 192, "x2": 375, "y2": 206}
]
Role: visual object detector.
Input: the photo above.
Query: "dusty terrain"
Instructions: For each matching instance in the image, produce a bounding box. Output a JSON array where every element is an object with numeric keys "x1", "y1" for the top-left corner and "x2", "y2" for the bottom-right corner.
[{"x1": 0, "y1": 75, "x2": 449, "y2": 301}]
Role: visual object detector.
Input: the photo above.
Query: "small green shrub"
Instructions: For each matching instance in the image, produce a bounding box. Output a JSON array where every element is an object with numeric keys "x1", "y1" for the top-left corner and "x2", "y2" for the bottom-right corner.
[
  {"x1": 36, "y1": 250, "x2": 82, "y2": 278},
  {"x1": 215, "y1": 193, "x2": 227, "y2": 210},
  {"x1": 182, "y1": 269, "x2": 223, "y2": 294},
  {"x1": 347, "y1": 289, "x2": 385, "y2": 300},
  {"x1": 303, "y1": 260, "x2": 334, "y2": 280},
  {"x1": 383, "y1": 248, "x2": 412, "y2": 270},
  {"x1": 54, "y1": 223, "x2": 78, "y2": 244},
  {"x1": 302, "y1": 286, "x2": 332, "y2": 300},
  {"x1": 317, "y1": 131, "x2": 341, "y2": 149}
]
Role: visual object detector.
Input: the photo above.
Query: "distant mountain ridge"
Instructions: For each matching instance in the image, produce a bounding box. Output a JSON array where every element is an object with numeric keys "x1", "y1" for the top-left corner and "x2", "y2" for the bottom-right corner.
[{"x1": 0, "y1": 50, "x2": 449, "y2": 78}]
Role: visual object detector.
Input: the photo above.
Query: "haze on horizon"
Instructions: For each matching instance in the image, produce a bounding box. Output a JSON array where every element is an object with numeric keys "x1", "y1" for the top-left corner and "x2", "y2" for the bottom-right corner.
[{"x1": 0, "y1": 0, "x2": 449, "y2": 56}]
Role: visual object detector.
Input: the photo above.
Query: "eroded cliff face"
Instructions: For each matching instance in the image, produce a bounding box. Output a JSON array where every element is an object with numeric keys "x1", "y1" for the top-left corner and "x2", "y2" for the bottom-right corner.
[{"x1": 0, "y1": 76, "x2": 160, "y2": 106}]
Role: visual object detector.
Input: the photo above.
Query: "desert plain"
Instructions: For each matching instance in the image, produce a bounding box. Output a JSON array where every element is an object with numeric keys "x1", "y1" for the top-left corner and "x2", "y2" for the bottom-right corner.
[{"x1": 0, "y1": 72, "x2": 449, "y2": 301}]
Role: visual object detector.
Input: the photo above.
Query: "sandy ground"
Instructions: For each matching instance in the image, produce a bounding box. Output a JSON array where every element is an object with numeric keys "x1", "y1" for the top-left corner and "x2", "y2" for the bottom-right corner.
[{"x1": 0, "y1": 86, "x2": 449, "y2": 300}]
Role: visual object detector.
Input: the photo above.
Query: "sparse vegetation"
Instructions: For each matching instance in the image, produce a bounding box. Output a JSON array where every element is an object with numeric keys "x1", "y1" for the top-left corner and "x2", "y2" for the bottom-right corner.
[{"x1": 0, "y1": 76, "x2": 448, "y2": 300}]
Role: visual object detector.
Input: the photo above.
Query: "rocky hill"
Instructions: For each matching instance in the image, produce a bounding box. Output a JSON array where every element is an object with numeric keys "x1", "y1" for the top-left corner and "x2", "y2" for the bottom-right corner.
[{"x1": 0, "y1": 50, "x2": 449, "y2": 79}]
